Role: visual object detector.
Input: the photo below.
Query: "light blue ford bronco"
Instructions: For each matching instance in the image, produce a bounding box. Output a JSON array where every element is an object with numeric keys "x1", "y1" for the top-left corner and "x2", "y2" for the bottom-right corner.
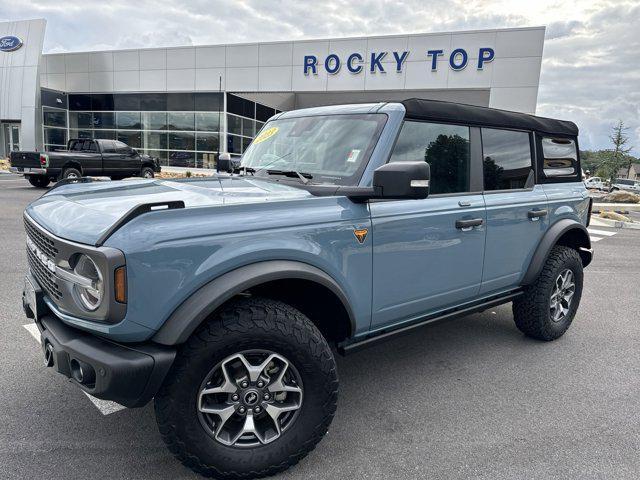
[{"x1": 21, "y1": 99, "x2": 593, "y2": 478}]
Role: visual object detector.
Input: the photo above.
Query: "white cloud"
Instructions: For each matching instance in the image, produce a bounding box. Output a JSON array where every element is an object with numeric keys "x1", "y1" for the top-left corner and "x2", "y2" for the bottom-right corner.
[{"x1": 0, "y1": 0, "x2": 638, "y2": 153}]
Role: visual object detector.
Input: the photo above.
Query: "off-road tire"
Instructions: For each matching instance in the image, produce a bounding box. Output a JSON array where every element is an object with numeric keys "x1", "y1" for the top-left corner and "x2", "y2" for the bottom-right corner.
[
  {"x1": 140, "y1": 166, "x2": 155, "y2": 178},
  {"x1": 27, "y1": 175, "x2": 50, "y2": 188},
  {"x1": 154, "y1": 297, "x2": 338, "y2": 479},
  {"x1": 61, "y1": 167, "x2": 81, "y2": 180},
  {"x1": 513, "y1": 245, "x2": 583, "y2": 341}
]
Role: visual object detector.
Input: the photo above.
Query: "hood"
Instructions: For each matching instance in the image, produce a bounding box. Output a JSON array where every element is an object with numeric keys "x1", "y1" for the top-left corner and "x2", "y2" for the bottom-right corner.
[{"x1": 26, "y1": 176, "x2": 313, "y2": 245}]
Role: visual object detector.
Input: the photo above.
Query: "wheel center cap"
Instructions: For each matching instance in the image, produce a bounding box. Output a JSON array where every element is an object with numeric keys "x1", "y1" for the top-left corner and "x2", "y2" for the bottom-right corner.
[{"x1": 243, "y1": 390, "x2": 260, "y2": 406}]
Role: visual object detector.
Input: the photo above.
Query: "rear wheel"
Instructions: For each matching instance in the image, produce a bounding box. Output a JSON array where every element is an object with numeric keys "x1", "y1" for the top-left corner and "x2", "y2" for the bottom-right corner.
[
  {"x1": 154, "y1": 297, "x2": 338, "y2": 479},
  {"x1": 140, "y1": 166, "x2": 155, "y2": 178},
  {"x1": 61, "y1": 168, "x2": 81, "y2": 180},
  {"x1": 513, "y1": 245, "x2": 583, "y2": 341},
  {"x1": 27, "y1": 175, "x2": 50, "y2": 188}
]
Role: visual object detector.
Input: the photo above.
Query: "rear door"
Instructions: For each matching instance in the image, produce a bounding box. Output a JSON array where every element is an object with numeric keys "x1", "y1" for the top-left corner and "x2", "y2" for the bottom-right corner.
[
  {"x1": 114, "y1": 141, "x2": 140, "y2": 176},
  {"x1": 480, "y1": 128, "x2": 549, "y2": 295},
  {"x1": 79, "y1": 140, "x2": 102, "y2": 176},
  {"x1": 369, "y1": 120, "x2": 486, "y2": 330},
  {"x1": 100, "y1": 140, "x2": 121, "y2": 176}
]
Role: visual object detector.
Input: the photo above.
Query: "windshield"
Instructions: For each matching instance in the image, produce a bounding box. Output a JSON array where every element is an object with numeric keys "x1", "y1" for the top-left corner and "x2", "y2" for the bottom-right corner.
[{"x1": 240, "y1": 113, "x2": 387, "y2": 185}]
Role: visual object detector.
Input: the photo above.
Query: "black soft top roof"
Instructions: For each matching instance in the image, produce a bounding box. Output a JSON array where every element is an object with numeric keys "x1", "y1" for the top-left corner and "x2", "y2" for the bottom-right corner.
[{"x1": 401, "y1": 98, "x2": 578, "y2": 137}]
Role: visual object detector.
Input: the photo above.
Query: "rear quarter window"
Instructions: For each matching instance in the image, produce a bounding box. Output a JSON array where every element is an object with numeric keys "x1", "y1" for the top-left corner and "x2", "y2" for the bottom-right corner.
[{"x1": 538, "y1": 136, "x2": 581, "y2": 182}]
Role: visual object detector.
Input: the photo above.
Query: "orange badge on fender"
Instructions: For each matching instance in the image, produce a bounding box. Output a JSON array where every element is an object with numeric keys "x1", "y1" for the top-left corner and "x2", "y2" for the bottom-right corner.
[{"x1": 353, "y1": 228, "x2": 368, "y2": 244}]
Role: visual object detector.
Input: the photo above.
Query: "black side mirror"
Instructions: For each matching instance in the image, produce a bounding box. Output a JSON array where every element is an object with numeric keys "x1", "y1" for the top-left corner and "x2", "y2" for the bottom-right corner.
[
  {"x1": 217, "y1": 153, "x2": 239, "y2": 173},
  {"x1": 372, "y1": 161, "x2": 430, "y2": 199}
]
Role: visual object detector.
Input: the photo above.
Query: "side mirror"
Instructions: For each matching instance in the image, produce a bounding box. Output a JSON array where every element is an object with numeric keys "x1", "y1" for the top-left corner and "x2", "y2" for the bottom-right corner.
[
  {"x1": 372, "y1": 161, "x2": 430, "y2": 199},
  {"x1": 217, "y1": 152, "x2": 240, "y2": 173}
]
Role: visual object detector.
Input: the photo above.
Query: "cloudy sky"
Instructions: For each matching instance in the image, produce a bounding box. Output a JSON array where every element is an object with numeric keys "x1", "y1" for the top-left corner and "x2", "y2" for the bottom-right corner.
[{"x1": 2, "y1": 0, "x2": 639, "y2": 154}]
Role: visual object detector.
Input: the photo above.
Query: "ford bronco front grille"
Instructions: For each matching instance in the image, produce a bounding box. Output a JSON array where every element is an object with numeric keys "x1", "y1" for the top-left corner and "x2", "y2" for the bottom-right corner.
[
  {"x1": 24, "y1": 218, "x2": 58, "y2": 258},
  {"x1": 26, "y1": 246, "x2": 62, "y2": 300}
]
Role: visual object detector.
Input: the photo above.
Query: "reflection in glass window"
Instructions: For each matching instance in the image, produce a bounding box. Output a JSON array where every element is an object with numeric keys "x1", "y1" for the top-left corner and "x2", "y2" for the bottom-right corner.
[
  {"x1": 196, "y1": 133, "x2": 219, "y2": 152},
  {"x1": 227, "y1": 134, "x2": 241, "y2": 154},
  {"x1": 69, "y1": 129, "x2": 93, "y2": 140},
  {"x1": 143, "y1": 112, "x2": 167, "y2": 131},
  {"x1": 167, "y1": 113, "x2": 195, "y2": 131},
  {"x1": 94, "y1": 130, "x2": 116, "y2": 140},
  {"x1": 390, "y1": 121, "x2": 470, "y2": 194},
  {"x1": 482, "y1": 128, "x2": 532, "y2": 190},
  {"x1": 117, "y1": 130, "x2": 142, "y2": 148},
  {"x1": 227, "y1": 115, "x2": 242, "y2": 135},
  {"x1": 196, "y1": 112, "x2": 220, "y2": 132},
  {"x1": 242, "y1": 118, "x2": 255, "y2": 137},
  {"x1": 44, "y1": 127, "x2": 67, "y2": 146},
  {"x1": 169, "y1": 131, "x2": 195, "y2": 150},
  {"x1": 116, "y1": 112, "x2": 141, "y2": 129},
  {"x1": 168, "y1": 150, "x2": 195, "y2": 168},
  {"x1": 93, "y1": 112, "x2": 115, "y2": 129},
  {"x1": 143, "y1": 131, "x2": 168, "y2": 150},
  {"x1": 43, "y1": 108, "x2": 66, "y2": 127},
  {"x1": 69, "y1": 112, "x2": 93, "y2": 129},
  {"x1": 542, "y1": 137, "x2": 578, "y2": 178}
]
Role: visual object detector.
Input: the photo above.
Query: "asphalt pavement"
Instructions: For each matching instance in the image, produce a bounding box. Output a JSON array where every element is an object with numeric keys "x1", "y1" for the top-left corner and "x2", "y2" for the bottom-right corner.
[{"x1": 1, "y1": 173, "x2": 639, "y2": 479}]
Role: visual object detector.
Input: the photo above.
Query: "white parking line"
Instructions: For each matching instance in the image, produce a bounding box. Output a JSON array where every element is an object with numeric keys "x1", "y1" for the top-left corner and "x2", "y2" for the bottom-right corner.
[
  {"x1": 587, "y1": 228, "x2": 617, "y2": 237},
  {"x1": 22, "y1": 323, "x2": 126, "y2": 415},
  {"x1": 590, "y1": 236, "x2": 603, "y2": 242}
]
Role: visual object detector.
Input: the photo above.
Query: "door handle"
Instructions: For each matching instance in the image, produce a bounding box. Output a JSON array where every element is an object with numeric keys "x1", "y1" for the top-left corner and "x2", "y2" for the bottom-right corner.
[
  {"x1": 455, "y1": 218, "x2": 483, "y2": 231},
  {"x1": 528, "y1": 209, "x2": 548, "y2": 220}
]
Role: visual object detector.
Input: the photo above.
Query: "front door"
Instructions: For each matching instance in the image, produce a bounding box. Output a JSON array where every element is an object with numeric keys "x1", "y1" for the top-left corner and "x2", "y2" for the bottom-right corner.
[
  {"x1": 479, "y1": 127, "x2": 549, "y2": 294},
  {"x1": 369, "y1": 120, "x2": 486, "y2": 330},
  {"x1": 2, "y1": 123, "x2": 20, "y2": 156}
]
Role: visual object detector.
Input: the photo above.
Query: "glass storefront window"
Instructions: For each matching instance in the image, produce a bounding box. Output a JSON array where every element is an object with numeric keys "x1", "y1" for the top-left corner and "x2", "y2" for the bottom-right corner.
[
  {"x1": 93, "y1": 112, "x2": 115, "y2": 129},
  {"x1": 142, "y1": 112, "x2": 167, "y2": 131},
  {"x1": 169, "y1": 131, "x2": 195, "y2": 150},
  {"x1": 227, "y1": 134, "x2": 241, "y2": 154},
  {"x1": 242, "y1": 118, "x2": 255, "y2": 137},
  {"x1": 196, "y1": 133, "x2": 219, "y2": 152},
  {"x1": 43, "y1": 108, "x2": 66, "y2": 128},
  {"x1": 196, "y1": 112, "x2": 220, "y2": 132},
  {"x1": 69, "y1": 112, "x2": 92, "y2": 129},
  {"x1": 117, "y1": 130, "x2": 142, "y2": 148},
  {"x1": 227, "y1": 115, "x2": 242, "y2": 135},
  {"x1": 69, "y1": 129, "x2": 93, "y2": 139},
  {"x1": 143, "y1": 131, "x2": 168, "y2": 150},
  {"x1": 197, "y1": 152, "x2": 217, "y2": 169},
  {"x1": 94, "y1": 130, "x2": 116, "y2": 140},
  {"x1": 168, "y1": 150, "x2": 195, "y2": 167},
  {"x1": 242, "y1": 136, "x2": 252, "y2": 153},
  {"x1": 116, "y1": 112, "x2": 141, "y2": 129},
  {"x1": 44, "y1": 127, "x2": 67, "y2": 146},
  {"x1": 167, "y1": 113, "x2": 195, "y2": 131}
]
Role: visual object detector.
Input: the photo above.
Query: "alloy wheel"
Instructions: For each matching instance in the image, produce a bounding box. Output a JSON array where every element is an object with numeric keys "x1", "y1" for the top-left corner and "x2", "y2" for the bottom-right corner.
[
  {"x1": 550, "y1": 268, "x2": 575, "y2": 322},
  {"x1": 197, "y1": 350, "x2": 303, "y2": 448}
]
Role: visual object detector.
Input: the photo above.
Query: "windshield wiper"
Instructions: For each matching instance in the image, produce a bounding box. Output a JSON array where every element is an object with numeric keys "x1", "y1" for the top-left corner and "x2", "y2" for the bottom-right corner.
[{"x1": 266, "y1": 169, "x2": 313, "y2": 184}]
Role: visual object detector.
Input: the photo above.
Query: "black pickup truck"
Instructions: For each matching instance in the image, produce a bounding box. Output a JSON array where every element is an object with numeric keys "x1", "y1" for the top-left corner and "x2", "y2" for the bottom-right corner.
[{"x1": 10, "y1": 139, "x2": 161, "y2": 188}]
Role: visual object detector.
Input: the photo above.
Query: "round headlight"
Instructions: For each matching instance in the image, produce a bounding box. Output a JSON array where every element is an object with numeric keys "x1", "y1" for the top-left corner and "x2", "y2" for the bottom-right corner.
[{"x1": 73, "y1": 254, "x2": 103, "y2": 311}]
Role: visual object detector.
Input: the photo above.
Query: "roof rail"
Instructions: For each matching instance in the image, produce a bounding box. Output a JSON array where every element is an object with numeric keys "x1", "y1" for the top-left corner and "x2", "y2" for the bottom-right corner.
[{"x1": 95, "y1": 201, "x2": 185, "y2": 246}]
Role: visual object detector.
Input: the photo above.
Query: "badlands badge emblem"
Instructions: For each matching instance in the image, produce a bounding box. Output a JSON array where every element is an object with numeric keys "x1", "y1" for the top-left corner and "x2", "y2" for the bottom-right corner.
[{"x1": 353, "y1": 228, "x2": 368, "y2": 244}]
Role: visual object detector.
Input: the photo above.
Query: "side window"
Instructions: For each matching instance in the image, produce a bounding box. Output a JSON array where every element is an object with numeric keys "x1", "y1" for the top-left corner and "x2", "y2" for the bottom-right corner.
[
  {"x1": 541, "y1": 137, "x2": 579, "y2": 180},
  {"x1": 102, "y1": 141, "x2": 117, "y2": 154},
  {"x1": 85, "y1": 141, "x2": 98, "y2": 153},
  {"x1": 114, "y1": 141, "x2": 130, "y2": 154},
  {"x1": 481, "y1": 128, "x2": 532, "y2": 190},
  {"x1": 390, "y1": 121, "x2": 470, "y2": 194}
]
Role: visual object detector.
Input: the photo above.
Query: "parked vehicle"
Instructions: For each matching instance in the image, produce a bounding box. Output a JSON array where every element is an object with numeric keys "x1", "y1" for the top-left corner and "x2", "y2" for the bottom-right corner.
[
  {"x1": 609, "y1": 177, "x2": 640, "y2": 193},
  {"x1": 20, "y1": 100, "x2": 592, "y2": 479},
  {"x1": 9, "y1": 139, "x2": 161, "y2": 187},
  {"x1": 584, "y1": 176, "x2": 605, "y2": 190}
]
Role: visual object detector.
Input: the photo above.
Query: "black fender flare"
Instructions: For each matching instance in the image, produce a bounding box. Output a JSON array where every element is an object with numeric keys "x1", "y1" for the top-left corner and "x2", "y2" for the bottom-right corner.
[
  {"x1": 61, "y1": 161, "x2": 83, "y2": 175},
  {"x1": 152, "y1": 260, "x2": 356, "y2": 345},
  {"x1": 521, "y1": 219, "x2": 592, "y2": 286}
]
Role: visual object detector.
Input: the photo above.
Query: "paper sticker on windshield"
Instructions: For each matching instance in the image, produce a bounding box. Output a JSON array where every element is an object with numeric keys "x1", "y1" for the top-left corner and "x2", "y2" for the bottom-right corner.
[
  {"x1": 253, "y1": 127, "x2": 279, "y2": 144},
  {"x1": 346, "y1": 149, "x2": 361, "y2": 163}
]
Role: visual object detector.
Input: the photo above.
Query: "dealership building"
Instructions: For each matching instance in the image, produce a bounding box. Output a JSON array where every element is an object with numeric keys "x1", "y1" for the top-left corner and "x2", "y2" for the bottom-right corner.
[{"x1": 0, "y1": 18, "x2": 545, "y2": 167}]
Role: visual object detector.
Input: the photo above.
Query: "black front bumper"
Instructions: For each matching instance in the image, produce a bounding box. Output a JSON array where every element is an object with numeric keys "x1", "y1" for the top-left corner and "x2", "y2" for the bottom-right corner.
[{"x1": 36, "y1": 315, "x2": 175, "y2": 408}]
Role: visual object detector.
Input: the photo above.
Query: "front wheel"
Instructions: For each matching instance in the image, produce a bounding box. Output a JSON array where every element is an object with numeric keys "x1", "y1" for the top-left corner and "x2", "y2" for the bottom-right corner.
[
  {"x1": 513, "y1": 246, "x2": 583, "y2": 341},
  {"x1": 154, "y1": 297, "x2": 338, "y2": 479},
  {"x1": 27, "y1": 175, "x2": 50, "y2": 188},
  {"x1": 140, "y1": 166, "x2": 155, "y2": 178}
]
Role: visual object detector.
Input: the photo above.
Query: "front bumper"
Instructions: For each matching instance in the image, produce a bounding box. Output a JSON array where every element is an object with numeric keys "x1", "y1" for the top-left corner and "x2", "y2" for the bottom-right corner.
[
  {"x1": 23, "y1": 273, "x2": 175, "y2": 408},
  {"x1": 34, "y1": 315, "x2": 176, "y2": 408}
]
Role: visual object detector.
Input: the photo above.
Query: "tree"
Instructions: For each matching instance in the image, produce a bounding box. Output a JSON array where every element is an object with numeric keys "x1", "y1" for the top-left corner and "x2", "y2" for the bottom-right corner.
[{"x1": 596, "y1": 121, "x2": 633, "y2": 180}]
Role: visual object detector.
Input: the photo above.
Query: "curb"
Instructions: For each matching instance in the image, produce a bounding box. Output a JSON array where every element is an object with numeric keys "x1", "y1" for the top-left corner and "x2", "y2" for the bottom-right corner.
[{"x1": 593, "y1": 216, "x2": 640, "y2": 230}]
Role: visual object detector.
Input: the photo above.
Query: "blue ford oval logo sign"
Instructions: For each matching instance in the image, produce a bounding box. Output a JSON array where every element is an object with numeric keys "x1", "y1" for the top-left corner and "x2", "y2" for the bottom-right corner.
[{"x1": 0, "y1": 36, "x2": 23, "y2": 52}]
